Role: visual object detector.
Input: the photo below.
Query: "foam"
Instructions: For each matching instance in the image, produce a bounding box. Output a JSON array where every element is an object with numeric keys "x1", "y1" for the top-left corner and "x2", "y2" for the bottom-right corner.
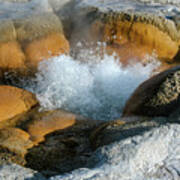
[
  {"x1": 30, "y1": 53, "x2": 159, "y2": 120},
  {"x1": 50, "y1": 123, "x2": 180, "y2": 180},
  {"x1": 0, "y1": 0, "x2": 52, "y2": 20}
]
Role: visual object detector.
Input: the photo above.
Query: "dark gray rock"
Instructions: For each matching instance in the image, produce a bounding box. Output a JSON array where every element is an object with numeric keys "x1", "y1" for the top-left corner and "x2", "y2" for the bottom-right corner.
[
  {"x1": 25, "y1": 118, "x2": 104, "y2": 177},
  {"x1": 91, "y1": 116, "x2": 172, "y2": 149},
  {"x1": 123, "y1": 66, "x2": 180, "y2": 117}
]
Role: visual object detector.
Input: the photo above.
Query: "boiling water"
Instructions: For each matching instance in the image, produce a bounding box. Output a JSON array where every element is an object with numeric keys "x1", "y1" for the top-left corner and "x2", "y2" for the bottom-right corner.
[{"x1": 29, "y1": 53, "x2": 159, "y2": 121}]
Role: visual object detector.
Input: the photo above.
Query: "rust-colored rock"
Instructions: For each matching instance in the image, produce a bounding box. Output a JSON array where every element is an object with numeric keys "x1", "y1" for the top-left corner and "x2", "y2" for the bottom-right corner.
[
  {"x1": 0, "y1": 41, "x2": 26, "y2": 70},
  {"x1": 70, "y1": 9, "x2": 180, "y2": 64},
  {"x1": 24, "y1": 33, "x2": 69, "y2": 68},
  {"x1": 98, "y1": 13, "x2": 179, "y2": 63},
  {"x1": 0, "y1": 86, "x2": 38, "y2": 123},
  {"x1": 25, "y1": 110, "x2": 76, "y2": 144},
  {"x1": 129, "y1": 22, "x2": 178, "y2": 60},
  {"x1": 14, "y1": 13, "x2": 69, "y2": 69},
  {"x1": 0, "y1": 19, "x2": 26, "y2": 72},
  {"x1": 0, "y1": 13, "x2": 69, "y2": 76},
  {"x1": 0, "y1": 128, "x2": 33, "y2": 157},
  {"x1": 103, "y1": 20, "x2": 179, "y2": 59},
  {"x1": 0, "y1": 108, "x2": 102, "y2": 170},
  {"x1": 104, "y1": 43, "x2": 148, "y2": 65},
  {"x1": 122, "y1": 66, "x2": 180, "y2": 117},
  {"x1": 25, "y1": 117, "x2": 103, "y2": 174}
]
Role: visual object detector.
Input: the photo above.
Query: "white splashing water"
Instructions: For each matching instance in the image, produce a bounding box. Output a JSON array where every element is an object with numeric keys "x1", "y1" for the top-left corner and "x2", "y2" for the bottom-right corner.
[
  {"x1": 30, "y1": 53, "x2": 159, "y2": 120},
  {"x1": 50, "y1": 123, "x2": 180, "y2": 180}
]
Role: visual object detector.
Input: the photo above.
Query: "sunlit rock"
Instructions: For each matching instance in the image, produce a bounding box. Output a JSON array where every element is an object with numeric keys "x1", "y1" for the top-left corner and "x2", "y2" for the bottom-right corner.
[
  {"x1": 0, "y1": 20, "x2": 26, "y2": 72},
  {"x1": 24, "y1": 33, "x2": 69, "y2": 68},
  {"x1": 69, "y1": 1, "x2": 180, "y2": 65},
  {"x1": 0, "y1": 11, "x2": 70, "y2": 78},
  {"x1": 0, "y1": 107, "x2": 102, "y2": 173},
  {"x1": 123, "y1": 65, "x2": 180, "y2": 117},
  {"x1": 25, "y1": 116, "x2": 103, "y2": 175},
  {"x1": 14, "y1": 13, "x2": 69, "y2": 69},
  {"x1": 0, "y1": 85, "x2": 38, "y2": 124},
  {"x1": 0, "y1": 41, "x2": 26, "y2": 70},
  {"x1": 24, "y1": 110, "x2": 77, "y2": 144},
  {"x1": 104, "y1": 43, "x2": 148, "y2": 65},
  {"x1": 0, "y1": 11, "x2": 69, "y2": 78},
  {"x1": 0, "y1": 128, "x2": 33, "y2": 157},
  {"x1": 101, "y1": 13, "x2": 180, "y2": 62}
]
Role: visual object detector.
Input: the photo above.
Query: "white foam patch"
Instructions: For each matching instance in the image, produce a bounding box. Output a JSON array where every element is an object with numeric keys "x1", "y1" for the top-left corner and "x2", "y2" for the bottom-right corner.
[
  {"x1": 0, "y1": 0, "x2": 52, "y2": 19},
  {"x1": 50, "y1": 123, "x2": 180, "y2": 180},
  {"x1": 30, "y1": 54, "x2": 159, "y2": 120}
]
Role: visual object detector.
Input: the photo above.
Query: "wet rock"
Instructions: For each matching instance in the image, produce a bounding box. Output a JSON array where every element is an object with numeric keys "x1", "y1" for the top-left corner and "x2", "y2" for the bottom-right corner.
[
  {"x1": 0, "y1": 128, "x2": 33, "y2": 157},
  {"x1": 100, "y1": 13, "x2": 180, "y2": 62},
  {"x1": 22, "y1": 109, "x2": 77, "y2": 145},
  {"x1": 14, "y1": 12, "x2": 70, "y2": 69},
  {"x1": 0, "y1": 107, "x2": 102, "y2": 173},
  {"x1": 0, "y1": 127, "x2": 34, "y2": 166},
  {"x1": 0, "y1": 164, "x2": 46, "y2": 180},
  {"x1": 0, "y1": 19, "x2": 26, "y2": 73},
  {"x1": 0, "y1": 85, "x2": 38, "y2": 125},
  {"x1": 53, "y1": 122, "x2": 180, "y2": 180},
  {"x1": 0, "y1": 11, "x2": 69, "y2": 79},
  {"x1": 69, "y1": 0, "x2": 180, "y2": 64},
  {"x1": 90, "y1": 116, "x2": 169, "y2": 149},
  {"x1": 0, "y1": 41, "x2": 26, "y2": 70},
  {"x1": 123, "y1": 65, "x2": 180, "y2": 117},
  {"x1": 24, "y1": 32, "x2": 69, "y2": 68},
  {"x1": 24, "y1": 115, "x2": 103, "y2": 175}
]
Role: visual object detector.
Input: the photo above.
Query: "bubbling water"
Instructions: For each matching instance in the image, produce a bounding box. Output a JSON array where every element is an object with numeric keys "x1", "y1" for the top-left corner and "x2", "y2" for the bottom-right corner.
[{"x1": 30, "y1": 53, "x2": 159, "y2": 121}]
